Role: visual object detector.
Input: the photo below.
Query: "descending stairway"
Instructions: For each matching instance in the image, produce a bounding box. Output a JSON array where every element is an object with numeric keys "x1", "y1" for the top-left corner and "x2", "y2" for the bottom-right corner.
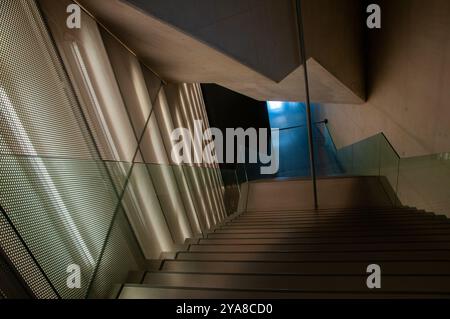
[{"x1": 119, "y1": 206, "x2": 450, "y2": 299}]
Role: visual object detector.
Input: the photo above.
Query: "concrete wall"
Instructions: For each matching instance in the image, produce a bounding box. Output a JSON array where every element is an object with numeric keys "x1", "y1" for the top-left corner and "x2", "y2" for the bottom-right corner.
[
  {"x1": 77, "y1": 0, "x2": 365, "y2": 104},
  {"x1": 397, "y1": 154, "x2": 450, "y2": 218},
  {"x1": 246, "y1": 177, "x2": 392, "y2": 211},
  {"x1": 124, "y1": 0, "x2": 300, "y2": 82},
  {"x1": 302, "y1": 0, "x2": 366, "y2": 101},
  {"x1": 314, "y1": 0, "x2": 450, "y2": 157}
]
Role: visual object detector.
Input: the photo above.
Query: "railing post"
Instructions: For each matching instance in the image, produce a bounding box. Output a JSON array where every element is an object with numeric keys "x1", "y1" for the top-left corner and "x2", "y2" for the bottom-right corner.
[{"x1": 295, "y1": 0, "x2": 318, "y2": 209}]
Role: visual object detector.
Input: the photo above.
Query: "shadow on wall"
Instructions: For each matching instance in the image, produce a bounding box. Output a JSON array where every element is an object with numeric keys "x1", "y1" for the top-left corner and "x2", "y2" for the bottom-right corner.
[{"x1": 201, "y1": 83, "x2": 271, "y2": 178}]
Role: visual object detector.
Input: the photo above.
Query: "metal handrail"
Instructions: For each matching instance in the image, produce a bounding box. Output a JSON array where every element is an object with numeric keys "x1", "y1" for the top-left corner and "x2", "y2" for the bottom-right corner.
[
  {"x1": 295, "y1": 0, "x2": 318, "y2": 209},
  {"x1": 270, "y1": 119, "x2": 328, "y2": 131}
]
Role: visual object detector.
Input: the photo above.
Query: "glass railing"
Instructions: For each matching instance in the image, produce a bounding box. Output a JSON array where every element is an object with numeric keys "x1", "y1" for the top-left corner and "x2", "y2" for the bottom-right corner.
[
  {"x1": 90, "y1": 162, "x2": 243, "y2": 298},
  {"x1": 238, "y1": 122, "x2": 343, "y2": 181},
  {"x1": 0, "y1": 153, "x2": 244, "y2": 299},
  {"x1": 396, "y1": 152, "x2": 450, "y2": 216},
  {"x1": 0, "y1": 154, "x2": 127, "y2": 299},
  {"x1": 217, "y1": 123, "x2": 450, "y2": 218},
  {"x1": 315, "y1": 127, "x2": 400, "y2": 206},
  {"x1": 317, "y1": 124, "x2": 450, "y2": 216},
  {"x1": 313, "y1": 122, "x2": 345, "y2": 177},
  {"x1": 220, "y1": 164, "x2": 249, "y2": 215},
  {"x1": 0, "y1": 0, "x2": 253, "y2": 299}
]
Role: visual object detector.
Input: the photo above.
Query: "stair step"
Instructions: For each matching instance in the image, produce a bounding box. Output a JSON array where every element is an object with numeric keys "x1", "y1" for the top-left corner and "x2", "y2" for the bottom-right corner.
[
  {"x1": 189, "y1": 242, "x2": 450, "y2": 253},
  {"x1": 141, "y1": 272, "x2": 450, "y2": 293},
  {"x1": 222, "y1": 219, "x2": 446, "y2": 229},
  {"x1": 176, "y1": 250, "x2": 450, "y2": 262},
  {"x1": 244, "y1": 207, "x2": 413, "y2": 214},
  {"x1": 207, "y1": 230, "x2": 450, "y2": 239},
  {"x1": 238, "y1": 212, "x2": 427, "y2": 219},
  {"x1": 214, "y1": 223, "x2": 450, "y2": 234},
  {"x1": 119, "y1": 285, "x2": 447, "y2": 299},
  {"x1": 233, "y1": 214, "x2": 443, "y2": 224},
  {"x1": 240, "y1": 209, "x2": 427, "y2": 218},
  {"x1": 200, "y1": 235, "x2": 450, "y2": 245},
  {"x1": 121, "y1": 203, "x2": 450, "y2": 299},
  {"x1": 161, "y1": 260, "x2": 450, "y2": 275}
]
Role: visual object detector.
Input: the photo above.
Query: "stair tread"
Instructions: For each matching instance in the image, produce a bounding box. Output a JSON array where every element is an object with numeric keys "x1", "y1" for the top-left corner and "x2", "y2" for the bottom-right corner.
[
  {"x1": 122, "y1": 206, "x2": 450, "y2": 299},
  {"x1": 189, "y1": 242, "x2": 450, "y2": 253},
  {"x1": 161, "y1": 260, "x2": 450, "y2": 275},
  {"x1": 239, "y1": 212, "x2": 429, "y2": 219},
  {"x1": 214, "y1": 224, "x2": 450, "y2": 234},
  {"x1": 200, "y1": 235, "x2": 450, "y2": 245},
  {"x1": 141, "y1": 272, "x2": 450, "y2": 293},
  {"x1": 119, "y1": 285, "x2": 449, "y2": 299},
  {"x1": 233, "y1": 215, "x2": 443, "y2": 223},
  {"x1": 241, "y1": 209, "x2": 426, "y2": 216},
  {"x1": 176, "y1": 250, "x2": 450, "y2": 261},
  {"x1": 222, "y1": 220, "x2": 447, "y2": 229},
  {"x1": 243, "y1": 207, "x2": 415, "y2": 213},
  {"x1": 207, "y1": 231, "x2": 450, "y2": 239}
]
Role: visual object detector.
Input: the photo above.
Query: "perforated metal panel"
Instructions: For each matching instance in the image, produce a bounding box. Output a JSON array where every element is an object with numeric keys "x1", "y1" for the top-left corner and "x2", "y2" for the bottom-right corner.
[
  {"x1": 87, "y1": 207, "x2": 145, "y2": 299},
  {"x1": 0, "y1": 0, "x2": 128, "y2": 299},
  {"x1": 0, "y1": 157, "x2": 126, "y2": 298},
  {"x1": 0, "y1": 0, "x2": 98, "y2": 159},
  {"x1": 0, "y1": 210, "x2": 57, "y2": 299},
  {"x1": 1, "y1": 0, "x2": 227, "y2": 299}
]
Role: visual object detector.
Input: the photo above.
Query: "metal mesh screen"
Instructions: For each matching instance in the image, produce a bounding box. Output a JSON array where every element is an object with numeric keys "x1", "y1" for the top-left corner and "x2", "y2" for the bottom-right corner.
[
  {"x1": 0, "y1": 0, "x2": 97, "y2": 159},
  {"x1": 0, "y1": 0, "x2": 136, "y2": 299},
  {"x1": 0, "y1": 210, "x2": 57, "y2": 299},
  {"x1": 87, "y1": 207, "x2": 145, "y2": 299},
  {"x1": 1, "y1": 0, "x2": 227, "y2": 299},
  {"x1": 0, "y1": 156, "x2": 125, "y2": 298}
]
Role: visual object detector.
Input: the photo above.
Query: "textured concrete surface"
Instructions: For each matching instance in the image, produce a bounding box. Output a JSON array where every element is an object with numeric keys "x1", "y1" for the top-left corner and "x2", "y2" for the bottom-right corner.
[
  {"x1": 76, "y1": 0, "x2": 364, "y2": 103},
  {"x1": 315, "y1": 0, "x2": 450, "y2": 157},
  {"x1": 246, "y1": 176, "x2": 392, "y2": 211}
]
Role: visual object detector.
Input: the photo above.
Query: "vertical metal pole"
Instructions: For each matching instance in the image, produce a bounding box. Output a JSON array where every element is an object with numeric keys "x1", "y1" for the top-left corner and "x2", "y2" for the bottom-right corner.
[{"x1": 295, "y1": 0, "x2": 318, "y2": 208}]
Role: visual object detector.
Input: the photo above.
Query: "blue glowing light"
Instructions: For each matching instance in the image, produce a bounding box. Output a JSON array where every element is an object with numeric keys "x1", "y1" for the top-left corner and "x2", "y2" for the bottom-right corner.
[{"x1": 267, "y1": 101, "x2": 283, "y2": 111}]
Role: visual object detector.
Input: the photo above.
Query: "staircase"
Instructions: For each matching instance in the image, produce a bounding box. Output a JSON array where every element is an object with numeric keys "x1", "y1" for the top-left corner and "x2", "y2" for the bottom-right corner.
[{"x1": 119, "y1": 178, "x2": 450, "y2": 299}]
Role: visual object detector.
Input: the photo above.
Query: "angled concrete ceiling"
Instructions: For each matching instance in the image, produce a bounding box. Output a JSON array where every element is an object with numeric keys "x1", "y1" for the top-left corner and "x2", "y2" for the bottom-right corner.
[
  {"x1": 76, "y1": 0, "x2": 365, "y2": 103},
  {"x1": 124, "y1": 0, "x2": 300, "y2": 82}
]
